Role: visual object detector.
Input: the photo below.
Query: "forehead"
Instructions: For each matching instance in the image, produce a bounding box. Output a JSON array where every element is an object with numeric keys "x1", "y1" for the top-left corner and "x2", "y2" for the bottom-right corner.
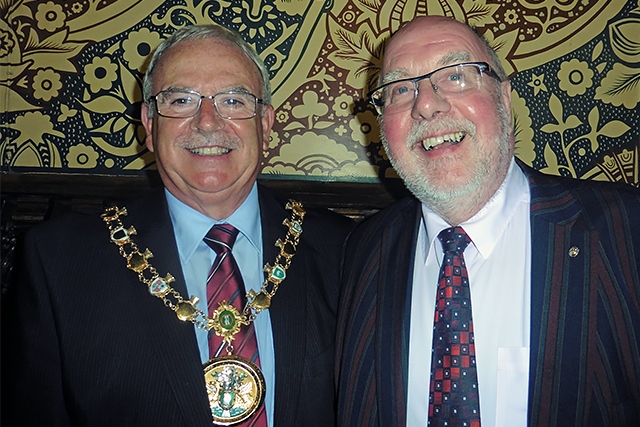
[
  {"x1": 382, "y1": 18, "x2": 488, "y2": 76},
  {"x1": 152, "y1": 38, "x2": 261, "y2": 93}
]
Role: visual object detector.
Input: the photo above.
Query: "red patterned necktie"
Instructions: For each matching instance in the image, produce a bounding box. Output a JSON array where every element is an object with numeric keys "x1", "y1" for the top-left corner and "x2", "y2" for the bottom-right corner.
[
  {"x1": 204, "y1": 224, "x2": 267, "y2": 427},
  {"x1": 428, "y1": 226, "x2": 481, "y2": 427}
]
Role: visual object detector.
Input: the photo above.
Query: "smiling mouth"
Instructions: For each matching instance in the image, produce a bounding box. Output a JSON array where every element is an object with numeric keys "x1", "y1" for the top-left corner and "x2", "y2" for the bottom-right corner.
[
  {"x1": 187, "y1": 146, "x2": 231, "y2": 156},
  {"x1": 421, "y1": 131, "x2": 465, "y2": 151}
]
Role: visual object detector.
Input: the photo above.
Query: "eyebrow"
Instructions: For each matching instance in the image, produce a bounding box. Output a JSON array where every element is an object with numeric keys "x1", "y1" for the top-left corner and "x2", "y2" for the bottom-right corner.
[
  {"x1": 380, "y1": 51, "x2": 472, "y2": 84},
  {"x1": 159, "y1": 86, "x2": 253, "y2": 95}
]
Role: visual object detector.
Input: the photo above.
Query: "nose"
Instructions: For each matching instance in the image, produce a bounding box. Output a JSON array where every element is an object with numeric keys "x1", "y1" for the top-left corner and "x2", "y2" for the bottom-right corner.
[
  {"x1": 410, "y1": 80, "x2": 451, "y2": 120},
  {"x1": 192, "y1": 96, "x2": 224, "y2": 131}
]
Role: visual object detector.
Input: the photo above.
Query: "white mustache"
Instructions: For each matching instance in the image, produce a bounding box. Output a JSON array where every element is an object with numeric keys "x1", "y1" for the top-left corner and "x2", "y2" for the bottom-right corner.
[{"x1": 177, "y1": 132, "x2": 242, "y2": 151}]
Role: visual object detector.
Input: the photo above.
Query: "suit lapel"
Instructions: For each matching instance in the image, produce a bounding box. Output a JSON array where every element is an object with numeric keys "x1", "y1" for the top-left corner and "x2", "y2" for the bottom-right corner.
[
  {"x1": 124, "y1": 189, "x2": 212, "y2": 425},
  {"x1": 258, "y1": 186, "x2": 307, "y2": 426},
  {"x1": 376, "y1": 198, "x2": 421, "y2": 427}
]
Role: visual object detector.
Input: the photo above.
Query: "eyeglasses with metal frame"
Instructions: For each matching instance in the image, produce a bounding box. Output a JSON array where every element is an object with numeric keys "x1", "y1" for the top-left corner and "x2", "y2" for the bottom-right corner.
[
  {"x1": 367, "y1": 62, "x2": 502, "y2": 115},
  {"x1": 150, "y1": 89, "x2": 264, "y2": 120}
]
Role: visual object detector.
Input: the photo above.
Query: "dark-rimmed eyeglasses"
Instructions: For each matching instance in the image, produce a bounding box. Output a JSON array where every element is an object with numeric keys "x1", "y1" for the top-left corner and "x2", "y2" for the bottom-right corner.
[
  {"x1": 368, "y1": 62, "x2": 502, "y2": 115},
  {"x1": 150, "y1": 89, "x2": 264, "y2": 119}
]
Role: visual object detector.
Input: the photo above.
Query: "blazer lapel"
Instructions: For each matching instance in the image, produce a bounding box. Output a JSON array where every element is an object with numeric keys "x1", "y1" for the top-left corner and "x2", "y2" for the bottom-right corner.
[
  {"x1": 376, "y1": 198, "x2": 421, "y2": 427},
  {"x1": 523, "y1": 164, "x2": 596, "y2": 426},
  {"x1": 124, "y1": 189, "x2": 213, "y2": 426}
]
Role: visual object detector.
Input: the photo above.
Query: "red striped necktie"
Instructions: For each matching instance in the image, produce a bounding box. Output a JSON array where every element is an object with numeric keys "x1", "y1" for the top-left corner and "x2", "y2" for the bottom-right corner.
[
  {"x1": 428, "y1": 226, "x2": 481, "y2": 427},
  {"x1": 204, "y1": 224, "x2": 267, "y2": 427}
]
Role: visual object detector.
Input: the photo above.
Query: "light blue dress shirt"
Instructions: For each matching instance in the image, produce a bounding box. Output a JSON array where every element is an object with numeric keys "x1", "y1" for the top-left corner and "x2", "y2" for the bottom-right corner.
[{"x1": 165, "y1": 183, "x2": 275, "y2": 426}]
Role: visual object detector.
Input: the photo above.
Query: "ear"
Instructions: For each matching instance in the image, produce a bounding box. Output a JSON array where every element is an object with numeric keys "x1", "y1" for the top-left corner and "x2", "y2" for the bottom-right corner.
[
  {"x1": 260, "y1": 105, "x2": 275, "y2": 151},
  {"x1": 141, "y1": 103, "x2": 155, "y2": 153}
]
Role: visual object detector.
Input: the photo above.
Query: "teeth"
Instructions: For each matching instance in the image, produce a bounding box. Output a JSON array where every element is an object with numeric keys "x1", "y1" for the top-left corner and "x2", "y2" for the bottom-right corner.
[
  {"x1": 188, "y1": 146, "x2": 231, "y2": 156},
  {"x1": 422, "y1": 131, "x2": 465, "y2": 151}
]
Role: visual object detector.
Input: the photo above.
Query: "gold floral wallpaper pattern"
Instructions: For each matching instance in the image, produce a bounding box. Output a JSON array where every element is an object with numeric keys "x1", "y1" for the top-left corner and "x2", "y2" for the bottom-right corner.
[{"x1": 1, "y1": 0, "x2": 638, "y2": 186}]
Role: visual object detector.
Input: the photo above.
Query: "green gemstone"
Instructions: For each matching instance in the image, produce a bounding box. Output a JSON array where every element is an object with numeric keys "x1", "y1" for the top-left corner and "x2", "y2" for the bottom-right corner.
[
  {"x1": 219, "y1": 310, "x2": 236, "y2": 330},
  {"x1": 291, "y1": 221, "x2": 302, "y2": 234},
  {"x1": 271, "y1": 265, "x2": 286, "y2": 281},
  {"x1": 220, "y1": 391, "x2": 235, "y2": 409}
]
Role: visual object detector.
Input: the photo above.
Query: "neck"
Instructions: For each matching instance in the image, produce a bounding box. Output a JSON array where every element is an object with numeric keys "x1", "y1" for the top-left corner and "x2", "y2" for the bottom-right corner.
[{"x1": 424, "y1": 175, "x2": 506, "y2": 226}]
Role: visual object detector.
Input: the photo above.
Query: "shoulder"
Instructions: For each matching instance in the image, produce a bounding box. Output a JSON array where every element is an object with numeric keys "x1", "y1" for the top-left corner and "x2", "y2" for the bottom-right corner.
[
  {"x1": 301, "y1": 204, "x2": 355, "y2": 237},
  {"x1": 520, "y1": 161, "x2": 640, "y2": 213},
  {"x1": 23, "y1": 189, "x2": 168, "y2": 248},
  {"x1": 347, "y1": 196, "x2": 420, "y2": 245},
  {"x1": 257, "y1": 183, "x2": 355, "y2": 241},
  {"x1": 519, "y1": 160, "x2": 639, "y2": 199}
]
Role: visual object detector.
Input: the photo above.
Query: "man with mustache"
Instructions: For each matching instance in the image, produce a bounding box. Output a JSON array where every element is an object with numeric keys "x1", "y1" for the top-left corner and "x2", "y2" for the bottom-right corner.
[
  {"x1": 335, "y1": 16, "x2": 640, "y2": 427},
  {"x1": 2, "y1": 25, "x2": 353, "y2": 426}
]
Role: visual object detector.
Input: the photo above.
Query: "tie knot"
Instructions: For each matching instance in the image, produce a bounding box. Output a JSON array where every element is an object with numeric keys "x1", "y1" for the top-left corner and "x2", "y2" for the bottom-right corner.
[
  {"x1": 204, "y1": 224, "x2": 239, "y2": 255},
  {"x1": 438, "y1": 226, "x2": 471, "y2": 254}
]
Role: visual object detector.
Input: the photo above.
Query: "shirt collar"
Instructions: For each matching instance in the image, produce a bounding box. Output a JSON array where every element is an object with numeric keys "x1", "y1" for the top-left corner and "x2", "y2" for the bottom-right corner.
[
  {"x1": 166, "y1": 183, "x2": 262, "y2": 264},
  {"x1": 423, "y1": 159, "x2": 529, "y2": 259}
]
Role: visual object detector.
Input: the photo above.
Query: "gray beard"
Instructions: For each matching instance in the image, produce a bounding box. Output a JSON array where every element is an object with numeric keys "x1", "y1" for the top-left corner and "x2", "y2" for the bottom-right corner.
[{"x1": 380, "y1": 98, "x2": 513, "y2": 218}]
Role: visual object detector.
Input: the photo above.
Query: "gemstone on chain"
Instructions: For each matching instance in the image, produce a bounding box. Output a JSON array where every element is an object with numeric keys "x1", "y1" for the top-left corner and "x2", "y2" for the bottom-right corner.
[{"x1": 219, "y1": 310, "x2": 237, "y2": 331}]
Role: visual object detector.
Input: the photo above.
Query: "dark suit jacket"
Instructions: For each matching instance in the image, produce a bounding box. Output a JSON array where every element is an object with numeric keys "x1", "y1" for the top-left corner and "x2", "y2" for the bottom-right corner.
[
  {"x1": 2, "y1": 184, "x2": 354, "y2": 427},
  {"x1": 336, "y1": 163, "x2": 640, "y2": 426}
]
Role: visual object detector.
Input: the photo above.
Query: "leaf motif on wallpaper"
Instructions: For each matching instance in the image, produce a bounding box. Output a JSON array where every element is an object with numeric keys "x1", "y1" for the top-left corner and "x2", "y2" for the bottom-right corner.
[
  {"x1": 540, "y1": 95, "x2": 632, "y2": 179},
  {"x1": 307, "y1": 67, "x2": 336, "y2": 96},
  {"x1": 609, "y1": 17, "x2": 640, "y2": 63},
  {"x1": 81, "y1": 94, "x2": 127, "y2": 116},
  {"x1": 0, "y1": 83, "x2": 40, "y2": 112},
  {"x1": 23, "y1": 28, "x2": 86, "y2": 73},
  {"x1": 540, "y1": 93, "x2": 583, "y2": 177},
  {"x1": 595, "y1": 63, "x2": 640, "y2": 109},
  {"x1": 584, "y1": 106, "x2": 630, "y2": 154},
  {"x1": 352, "y1": 0, "x2": 380, "y2": 30},
  {"x1": 541, "y1": 93, "x2": 582, "y2": 136},
  {"x1": 79, "y1": 60, "x2": 145, "y2": 159},
  {"x1": 592, "y1": 40, "x2": 603, "y2": 62},
  {"x1": 511, "y1": 90, "x2": 535, "y2": 165},
  {"x1": 480, "y1": 28, "x2": 518, "y2": 77},
  {"x1": 461, "y1": 0, "x2": 499, "y2": 28},
  {"x1": 58, "y1": 104, "x2": 77, "y2": 121},
  {"x1": 327, "y1": 16, "x2": 387, "y2": 92},
  {"x1": 540, "y1": 141, "x2": 560, "y2": 176}
]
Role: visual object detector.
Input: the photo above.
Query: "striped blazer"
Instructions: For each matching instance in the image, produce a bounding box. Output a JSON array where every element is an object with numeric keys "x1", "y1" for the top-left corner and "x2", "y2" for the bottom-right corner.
[{"x1": 336, "y1": 162, "x2": 640, "y2": 426}]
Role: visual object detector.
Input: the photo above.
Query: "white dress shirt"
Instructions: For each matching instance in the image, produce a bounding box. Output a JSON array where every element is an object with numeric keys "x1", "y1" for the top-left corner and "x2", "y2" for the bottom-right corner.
[
  {"x1": 166, "y1": 183, "x2": 275, "y2": 426},
  {"x1": 407, "y1": 160, "x2": 531, "y2": 427}
]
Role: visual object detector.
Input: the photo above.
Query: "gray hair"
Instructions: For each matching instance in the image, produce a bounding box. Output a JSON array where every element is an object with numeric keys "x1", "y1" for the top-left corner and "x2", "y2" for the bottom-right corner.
[
  {"x1": 142, "y1": 24, "x2": 271, "y2": 115},
  {"x1": 472, "y1": 27, "x2": 508, "y2": 83},
  {"x1": 376, "y1": 19, "x2": 509, "y2": 89}
]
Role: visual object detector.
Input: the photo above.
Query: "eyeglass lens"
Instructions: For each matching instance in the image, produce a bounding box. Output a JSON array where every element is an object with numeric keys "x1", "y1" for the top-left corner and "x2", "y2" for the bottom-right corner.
[
  {"x1": 372, "y1": 63, "x2": 488, "y2": 114},
  {"x1": 154, "y1": 91, "x2": 258, "y2": 119}
]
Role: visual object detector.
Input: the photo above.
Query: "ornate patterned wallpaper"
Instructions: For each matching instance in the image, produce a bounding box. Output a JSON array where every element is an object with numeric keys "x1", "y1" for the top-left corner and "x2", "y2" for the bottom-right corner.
[{"x1": 1, "y1": 0, "x2": 638, "y2": 185}]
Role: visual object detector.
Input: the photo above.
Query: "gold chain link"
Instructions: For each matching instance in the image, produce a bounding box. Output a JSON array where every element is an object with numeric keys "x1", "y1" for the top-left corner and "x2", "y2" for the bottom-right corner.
[{"x1": 101, "y1": 201, "x2": 305, "y2": 334}]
